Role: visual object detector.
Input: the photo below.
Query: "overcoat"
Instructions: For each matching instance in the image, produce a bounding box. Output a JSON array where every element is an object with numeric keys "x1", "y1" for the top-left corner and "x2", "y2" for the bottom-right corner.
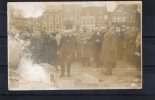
[
  {"x1": 45, "y1": 35, "x2": 58, "y2": 65},
  {"x1": 30, "y1": 34, "x2": 44, "y2": 63},
  {"x1": 77, "y1": 32, "x2": 93, "y2": 58},
  {"x1": 81, "y1": 39, "x2": 92, "y2": 58},
  {"x1": 59, "y1": 35, "x2": 76, "y2": 64},
  {"x1": 100, "y1": 30, "x2": 117, "y2": 63}
]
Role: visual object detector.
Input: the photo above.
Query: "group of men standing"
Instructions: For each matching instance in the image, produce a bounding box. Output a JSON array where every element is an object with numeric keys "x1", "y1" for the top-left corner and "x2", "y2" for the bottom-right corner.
[
  {"x1": 30, "y1": 31, "x2": 58, "y2": 66},
  {"x1": 30, "y1": 31, "x2": 77, "y2": 77},
  {"x1": 30, "y1": 25, "x2": 141, "y2": 77}
]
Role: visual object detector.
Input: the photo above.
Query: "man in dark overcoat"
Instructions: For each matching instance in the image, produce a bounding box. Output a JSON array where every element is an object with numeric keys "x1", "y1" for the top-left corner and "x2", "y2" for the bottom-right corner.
[
  {"x1": 80, "y1": 30, "x2": 93, "y2": 67},
  {"x1": 116, "y1": 27, "x2": 125, "y2": 60},
  {"x1": 44, "y1": 32, "x2": 58, "y2": 66},
  {"x1": 81, "y1": 38, "x2": 92, "y2": 67},
  {"x1": 30, "y1": 32, "x2": 44, "y2": 64},
  {"x1": 100, "y1": 28, "x2": 117, "y2": 75},
  {"x1": 39, "y1": 31, "x2": 48, "y2": 63},
  {"x1": 92, "y1": 30, "x2": 105, "y2": 67},
  {"x1": 59, "y1": 33, "x2": 76, "y2": 77}
]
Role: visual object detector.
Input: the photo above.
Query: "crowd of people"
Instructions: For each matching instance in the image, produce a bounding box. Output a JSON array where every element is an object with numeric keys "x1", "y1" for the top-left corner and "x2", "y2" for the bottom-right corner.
[{"x1": 9, "y1": 25, "x2": 142, "y2": 77}]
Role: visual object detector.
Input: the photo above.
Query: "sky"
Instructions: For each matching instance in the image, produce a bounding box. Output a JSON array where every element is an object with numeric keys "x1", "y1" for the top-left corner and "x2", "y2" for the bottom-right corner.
[{"x1": 8, "y1": 1, "x2": 141, "y2": 18}]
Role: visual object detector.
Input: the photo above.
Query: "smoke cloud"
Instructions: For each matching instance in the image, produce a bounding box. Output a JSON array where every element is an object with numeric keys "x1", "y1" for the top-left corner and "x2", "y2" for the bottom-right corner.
[{"x1": 8, "y1": 2, "x2": 45, "y2": 18}]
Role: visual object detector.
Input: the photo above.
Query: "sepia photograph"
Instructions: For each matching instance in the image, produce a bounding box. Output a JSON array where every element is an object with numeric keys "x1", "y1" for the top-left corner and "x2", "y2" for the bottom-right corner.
[{"x1": 8, "y1": 1, "x2": 142, "y2": 90}]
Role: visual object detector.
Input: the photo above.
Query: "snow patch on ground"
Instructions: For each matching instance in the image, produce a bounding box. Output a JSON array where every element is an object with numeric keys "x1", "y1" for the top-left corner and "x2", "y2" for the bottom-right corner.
[{"x1": 18, "y1": 58, "x2": 50, "y2": 83}]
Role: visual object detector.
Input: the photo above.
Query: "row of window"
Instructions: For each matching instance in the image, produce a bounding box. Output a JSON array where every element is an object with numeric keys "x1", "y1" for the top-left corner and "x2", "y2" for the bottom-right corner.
[
  {"x1": 81, "y1": 18, "x2": 95, "y2": 25},
  {"x1": 39, "y1": 18, "x2": 61, "y2": 24},
  {"x1": 81, "y1": 16, "x2": 109, "y2": 25},
  {"x1": 112, "y1": 16, "x2": 136, "y2": 23},
  {"x1": 112, "y1": 17, "x2": 126, "y2": 22},
  {"x1": 81, "y1": 25, "x2": 95, "y2": 30},
  {"x1": 34, "y1": 25, "x2": 61, "y2": 31}
]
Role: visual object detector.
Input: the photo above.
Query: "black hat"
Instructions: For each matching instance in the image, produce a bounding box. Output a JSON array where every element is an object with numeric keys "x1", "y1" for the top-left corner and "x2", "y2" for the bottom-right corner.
[{"x1": 51, "y1": 32, "x2": 56, "y2": 36}]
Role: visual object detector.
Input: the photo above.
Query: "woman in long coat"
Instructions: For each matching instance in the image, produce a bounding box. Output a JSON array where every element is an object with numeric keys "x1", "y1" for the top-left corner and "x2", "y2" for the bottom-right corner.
[{"x1": 100, "y1": 28, "x2": 117, "y2": 75}]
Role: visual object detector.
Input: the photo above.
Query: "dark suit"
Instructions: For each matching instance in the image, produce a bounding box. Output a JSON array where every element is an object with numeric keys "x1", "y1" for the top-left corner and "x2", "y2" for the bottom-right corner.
[
  {"x1": 31, "y1": 34, "x2": 44, "y2": 64},
  {"x1": 59, "y1": 34, "x2": 76, "y2": 76},
  {"x1": 45, "y1": 35, "x2": 58, "y2": 66},
  {"x1": 92, "y1": 31, "x2": 105, "y2": 67}
]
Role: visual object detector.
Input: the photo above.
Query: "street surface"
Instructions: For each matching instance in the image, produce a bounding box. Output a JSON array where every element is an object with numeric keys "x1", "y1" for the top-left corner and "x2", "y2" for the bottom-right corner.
[{"x1": 9, "y1": 60, "x2": 141, "y2": 90}]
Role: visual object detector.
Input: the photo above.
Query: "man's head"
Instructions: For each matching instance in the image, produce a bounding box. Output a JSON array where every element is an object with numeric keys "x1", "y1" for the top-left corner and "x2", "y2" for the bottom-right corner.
[
  {"x1": 41, "y1": 31, "x2": 46, "y2": 34},
  {"x1": 51, "y1": 32, "x2": 56, "y2": 37}
]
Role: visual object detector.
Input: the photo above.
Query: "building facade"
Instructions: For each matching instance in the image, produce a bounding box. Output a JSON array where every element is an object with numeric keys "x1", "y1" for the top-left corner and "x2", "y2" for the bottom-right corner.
[
  {"x1": 33, "y1": 5, "x2": 63, "y2": 32},
  {"x1": 8, "y1": 4, "x2": 141, "y2": 33},
  {"x1": 111, "y1": 4, "x2": 140, "y2": 29},
  {"x1": 80, "y1": 16, "x2": 95, "y2": 30}
]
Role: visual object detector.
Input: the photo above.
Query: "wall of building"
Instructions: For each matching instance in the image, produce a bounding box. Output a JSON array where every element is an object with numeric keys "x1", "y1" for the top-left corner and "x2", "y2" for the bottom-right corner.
[{"x1": 8, "y1": 4, "x2": 141, "y2": 33}]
